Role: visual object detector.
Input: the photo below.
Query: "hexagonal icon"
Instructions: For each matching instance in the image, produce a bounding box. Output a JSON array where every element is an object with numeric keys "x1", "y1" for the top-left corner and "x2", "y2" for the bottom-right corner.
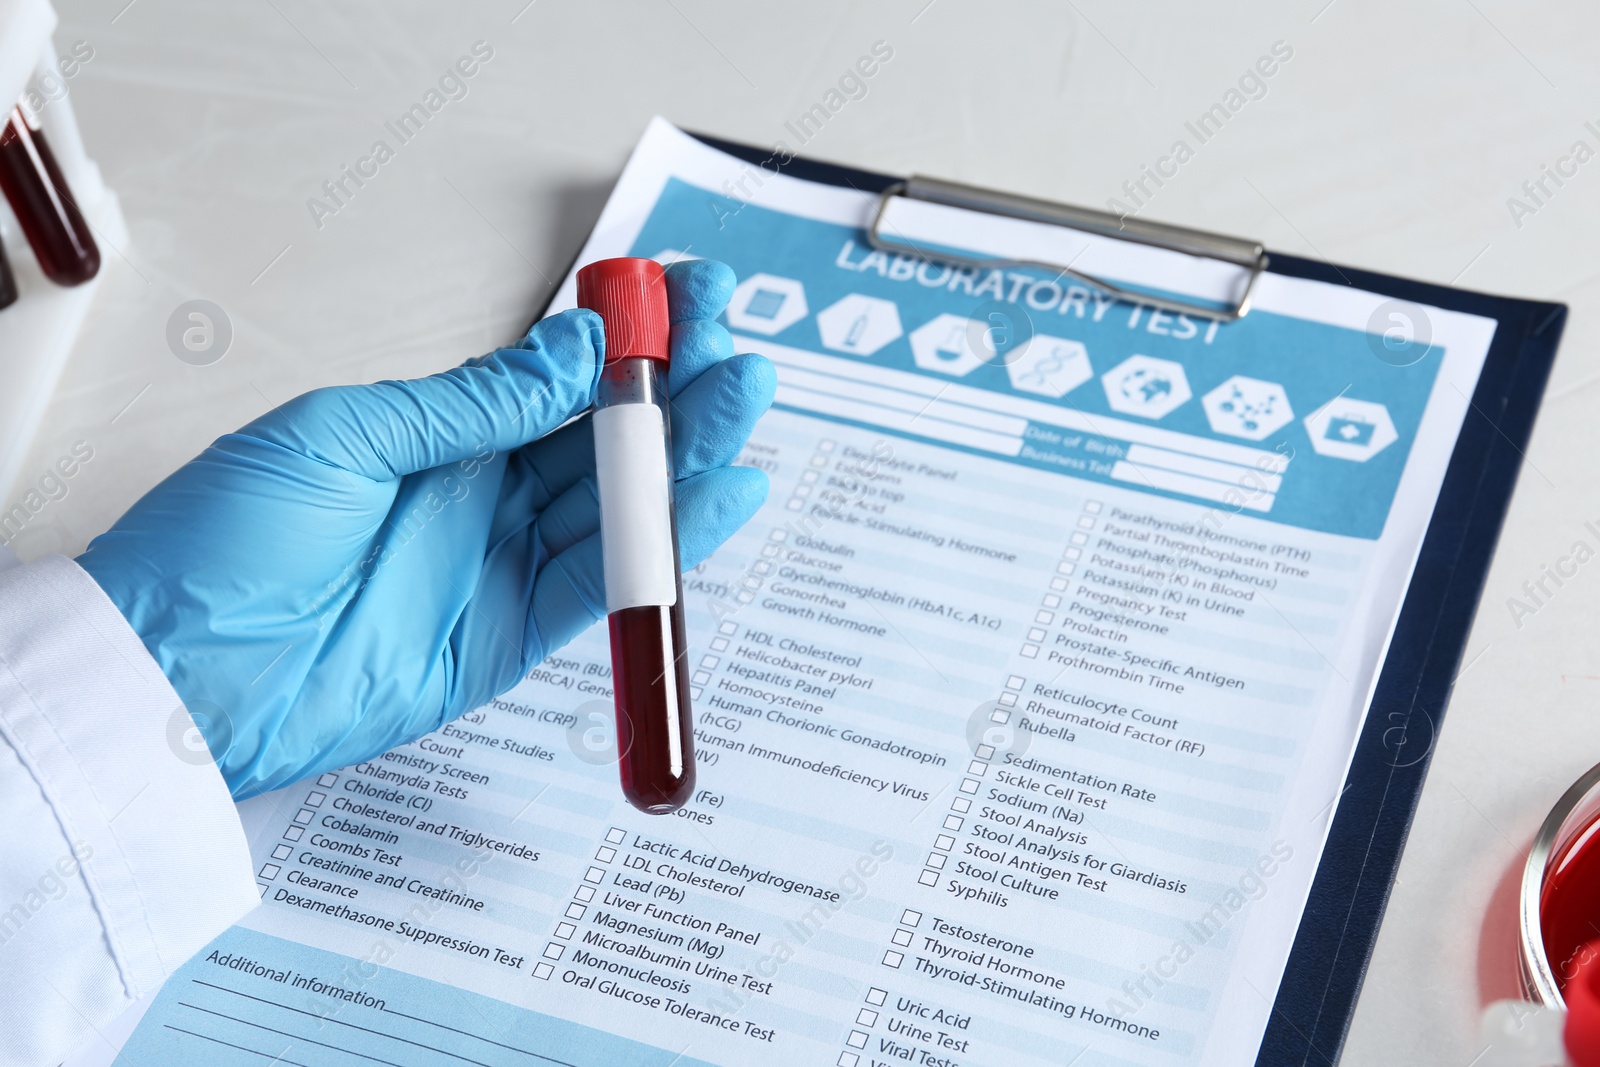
[
  {"x1": 817, "y1": 294, "x2": 903, "y2": 356},
  {"x1": 1101, "y1": 355, "x2": 1191, "y2": 419},
  {"x1": 1202, "y1": 375, "x2": 1294, "y2": 441},
  {"x1": 908, "y1": 314, "x2": 995, "y2": 377},
  {"x1": 726, "y1": 273, "x2": 808, "y2": 336},
  {"x1": 1006, "y1": 335, "x2": 1092, "y2": 398},
  {"x1": 1304, "y1": 397, "x2": 1399, "y2": 462}
]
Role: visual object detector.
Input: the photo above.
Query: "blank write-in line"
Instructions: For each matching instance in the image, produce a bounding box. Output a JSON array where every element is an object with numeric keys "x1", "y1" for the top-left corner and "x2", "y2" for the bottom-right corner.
[
  {"x1": 178, "y1": 1002, "x2": 411, "y2": 1067},
  {"x1": 380, "y1": 1005, "x2": 582, "y2": 1067},
  {"x1": 161, "y1": 1024, "x2": 315, "y2": 1067},
  {"x1": 191, "y1": 977, "x2": 578, "y2": 1066},
  {"x1": 182, "y1": 996, "x2": 475, "y2": 1066}
]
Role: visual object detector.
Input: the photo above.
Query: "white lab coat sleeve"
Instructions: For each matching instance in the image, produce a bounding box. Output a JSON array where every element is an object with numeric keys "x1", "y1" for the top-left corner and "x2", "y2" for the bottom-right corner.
[{"x1": 0, "y1": 555, "x2": 258, "y2": 1067}]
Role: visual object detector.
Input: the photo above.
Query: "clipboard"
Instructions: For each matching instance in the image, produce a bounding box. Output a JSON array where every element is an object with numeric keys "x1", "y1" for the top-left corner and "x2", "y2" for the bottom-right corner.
[{"x1": 559, "y1": 131, "x2": 1566, "y2": 1066}]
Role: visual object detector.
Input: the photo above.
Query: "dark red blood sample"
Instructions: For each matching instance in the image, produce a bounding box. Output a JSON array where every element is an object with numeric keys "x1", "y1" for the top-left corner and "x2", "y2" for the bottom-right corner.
[
  {"x1": 0, "y1": 109, "x2": 100, "y2": 287},
  {"x1": 1542, "y1": 816, "x2": 1600, "y2": 992},
  {"x1": 0, "y1": 235, "x2": 16, "y2": 309},
  {"x1": 609, "y1": 598, "x2": 695, "y2": 813}
]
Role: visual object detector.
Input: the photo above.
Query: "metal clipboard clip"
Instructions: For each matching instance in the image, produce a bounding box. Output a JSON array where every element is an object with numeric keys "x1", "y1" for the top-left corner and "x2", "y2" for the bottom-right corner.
[{"x1": 867, "y1": 176, "x2": 1269, "y2": 322}]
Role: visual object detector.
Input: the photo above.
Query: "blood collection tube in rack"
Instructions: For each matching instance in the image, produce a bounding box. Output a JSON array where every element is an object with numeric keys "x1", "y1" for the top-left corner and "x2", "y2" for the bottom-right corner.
[
  {"x1": 0, "y1": 104, "x2": 100, "y2": 286},
  {"x1": 578, "y1": 257, "x2": 695, "y2": 814},
  {"x1": 0, "y1": 235, "x2": 16, "y2": 309}
]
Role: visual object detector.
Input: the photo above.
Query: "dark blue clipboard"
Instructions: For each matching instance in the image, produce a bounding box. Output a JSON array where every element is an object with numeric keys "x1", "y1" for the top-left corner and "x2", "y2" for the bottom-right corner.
[{"x1": 554, "y1": 130, "x2": 1567, "y2": 1065}]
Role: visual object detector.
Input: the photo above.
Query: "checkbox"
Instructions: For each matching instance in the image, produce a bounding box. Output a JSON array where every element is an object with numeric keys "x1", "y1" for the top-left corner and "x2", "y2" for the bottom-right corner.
[
  {"x1": 700, "y1": 655, "x2": 720, "y2": 669},
  {"x1": 810, "y1": 454, "x2": 828, "y2": 466},
  {"x1": 991, "y1": 710, "x2": 1012, "y2": 726},
  {"x1": 1076, "y1": 514, "x2": 1095, "y2": 529},
  {"x1": 1056, "y1": 561, "x2": 1076, "y2": 575},
  {"x1": 794, "y1": 484, "x2": 812, "y2": 497},
  {"x1": 882, "y1": 950, "x2": 904, "y2": 968},
  {"x1": 693, "y1": 670, "x2": 711, "y2": 685},
  {"x1": 534, "y1": 962, "x2": 554, "y2": 980},
  {"x1": 1064, "y1": 546, "x2": 1082, "y2": 560},
  {"x1": 786, "y1": 498, "x2": 804, "y2": 511},
  {"x1": 543, "y1": 943, "x2": 565, "y2": 960},
  {"x1": 258, "y1": 863, "x2": 281, "y2": 880},
  {"x1": 317, "y1": 773, "x2": 338, "y2": 787},
  {"x1": 1021, "y1": 644, "x2": 1039, "y2": 658},
  {"x1": 847, "y1": 1030, "x2": 869, "y2": 1048},
  {"x1": 1027, "y1": 627, "x2": 1046, "y2": 642},
  {"x1": 998, "y1": 693, "x2": 1017, "y2": 707},
  {"x1": 1085, "y1": 500, "x2": 1102, "y2": 513},
  {"x1": 596, "y1": 847, "x2": 617, "y2": 863},
  {"x1": 606, "y1": 827, "x2": 626, "y2": 844},
  {"x1": 1043, "y1": 594, "x2": 1061, "y2": 608},
  {"x1": 566, "y1": 903, "x2": 587, "y2": 919},
  {"x1": 271, "y1": 844, "x2": 292, "y2": 861},
  {"x1": 753, "y1": 561, "x2": 772, "y2": 575},
  {"x1": 857, "y1": 1008, "x2": 879, "y2": 1026},
  {"x1": 555, "y1": 922, "x2": 576, "y2": 939},
  {"x1": 770, "y1": 529, "x2": 788, "y2": 541},
  {"x1": 926, "y1": 852, "x2": 947, "y2": 870},
  {"x1": 901, "y1": 908, "x2": 922, "y2": 926},
  {"x1": 574, "y1": 885, "x2": 595, "y2": 902},
  {"x1": 1006, "y1": 675, "x2": 1024, "y2": 689},
  {"x1": 960, "y1": 778, "x2": 980, "y2": 793},
  {"x1": 975, "y1": 744, "x2": 995, "y2": 759},
  {"x1": 917, "y1": 870, "x2": 939, "y2": 887},
  {"x1": 801, "y1": 469, "x2": 820, "y2": 482},
  {"x1": 891, "y1": 928, "x2": 913, "y2": 946},
  {"x1": 944, "y1": 815, "x2": 963, "y2": 830},
  {"x1": 818, "y1": 439, "x2": 836, "y2": 452},
  {"x1": 1049, "y1": 577, "x2": 1069, "y2": 591},
  {"x1": 283, "y1": 825, "x2": 304, "y2": 841},
  {"x1": 258, "y1": 883, "x2": 271, "y2": 897},
  {"x1": 1070, "y1": 531, "x2": 1088, "y2": 544},
  {"x1": 585, "y1": 866, "x2": 605, "y2": 883},
  {"x1": 719, "y1": 621, "x2": 737, "y2": 634},
  {"x1": 967, "y1": 760, "x2": 986, "y2": 775},
  {"x1": 293, "y1": 808, "x2": 314, "y2": 824},
  {"x1": 866, "y1": 987, "x2": 887, "y2": 1006},
  {"x1": 736, "y1": 590, "x2": 755, "y2": 603},
  {"x1": 952, "y1": 797, "x2": 971, "y2": 812},
  {"x1": 837, "y1": 1054, "x2": 859, "y2": 1067},
  {"x1": 690, "y1": 686, "x2": 703, "y2": 699},
  {"x1": 1034, "y1": 611, "x2": 1054, "y2": 625},
  {"x1": 935, "y1": 835, "x2": 954, "y2": 851},
  {"x1": 710, "y1": 637, "x2": 730, "y2": 652}
]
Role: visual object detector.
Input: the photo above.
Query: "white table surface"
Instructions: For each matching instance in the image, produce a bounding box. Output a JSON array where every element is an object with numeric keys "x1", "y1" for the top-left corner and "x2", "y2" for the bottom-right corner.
[{"x1": 12, "y1": 1, "x2": 1600, "y2": 1062}]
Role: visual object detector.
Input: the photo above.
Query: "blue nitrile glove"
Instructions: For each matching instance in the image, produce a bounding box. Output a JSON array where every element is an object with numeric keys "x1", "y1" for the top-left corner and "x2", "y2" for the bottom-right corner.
[{"x1": 78, "y1": 259, "x2": 774, "y2": 799}]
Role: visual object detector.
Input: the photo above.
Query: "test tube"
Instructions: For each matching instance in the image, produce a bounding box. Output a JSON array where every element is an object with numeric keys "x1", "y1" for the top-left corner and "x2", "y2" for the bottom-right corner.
[
  {"x1": 0, "y1": 105, "x2": 100, "y2": 286},
  {"x1": 0, "y1": 235, "x2": 16, "y2": 310},
  {"x1": 579, "y1": 257, "x2": 695, "y2": 814}
]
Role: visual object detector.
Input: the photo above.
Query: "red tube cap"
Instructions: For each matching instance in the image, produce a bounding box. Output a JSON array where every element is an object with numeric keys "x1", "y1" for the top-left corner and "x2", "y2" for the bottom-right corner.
[{"x1": 576, "y1": 257, "x2": 670, "y2": 365}]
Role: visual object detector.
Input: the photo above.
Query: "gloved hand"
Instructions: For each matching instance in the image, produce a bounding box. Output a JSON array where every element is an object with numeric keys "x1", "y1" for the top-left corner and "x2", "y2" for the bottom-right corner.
[{"x1": 78, "y1": 259, "x2": 774, "y2": 799}]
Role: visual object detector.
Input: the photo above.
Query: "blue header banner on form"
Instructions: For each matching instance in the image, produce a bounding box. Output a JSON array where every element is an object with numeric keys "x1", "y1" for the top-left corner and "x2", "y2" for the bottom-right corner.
[{"x1": 631, "y1": 178, "x2": 1444, "y2": 541}]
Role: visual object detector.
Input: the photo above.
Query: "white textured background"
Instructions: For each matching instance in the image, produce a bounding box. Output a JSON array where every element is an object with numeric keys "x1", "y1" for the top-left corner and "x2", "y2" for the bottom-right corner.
[{"x1": 10, "y1": 1, "x2": 1600, "y2": 1062}]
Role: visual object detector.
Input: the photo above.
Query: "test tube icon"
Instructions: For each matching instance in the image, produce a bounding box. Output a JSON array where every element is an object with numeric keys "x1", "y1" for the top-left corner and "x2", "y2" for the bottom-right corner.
[
  {"x1": 934, "y1": 320, "x2": 967, "y2": 361},
  {"x1": 844, "y1": 312, "x2": 869, "y2": 348},
  {"x1": 579, "y1": 258, "x2": 696, "y2": 814}
]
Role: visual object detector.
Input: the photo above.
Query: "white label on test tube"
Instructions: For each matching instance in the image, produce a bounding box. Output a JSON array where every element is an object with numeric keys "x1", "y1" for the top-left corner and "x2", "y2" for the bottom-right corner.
[{"x1": 593, "y1": 403, "x2": 677, "y2": 612}]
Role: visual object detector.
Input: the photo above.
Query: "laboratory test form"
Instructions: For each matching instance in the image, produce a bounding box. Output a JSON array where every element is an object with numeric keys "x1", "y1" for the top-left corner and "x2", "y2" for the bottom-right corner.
[{"x1": 93, "y1": 119, "x2": 1501, "y2": 1067}]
